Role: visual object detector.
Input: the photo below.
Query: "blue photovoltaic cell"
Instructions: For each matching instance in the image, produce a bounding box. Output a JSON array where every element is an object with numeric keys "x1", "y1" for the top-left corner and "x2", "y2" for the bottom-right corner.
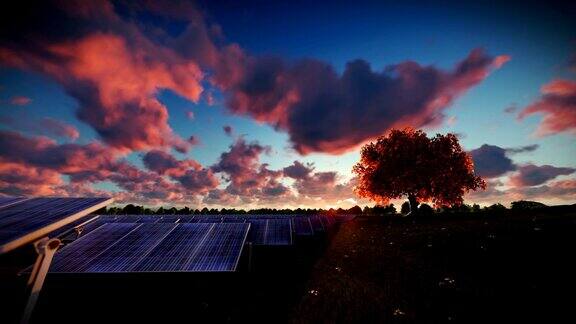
[
  {"x1": 186, "y1": 223, "x2": 250, "y2": 272},
  {"x1": 320, "y1": 215, "x2": 334, "y2": 229},
  {"x1": 177, "y1": 216, "x2": 198, "y2": 223},
  {"x1": 264, "y1": 219, "x2": 292, "y2": 245},
  {"x1": 309, "y1": 215, "x2": 325, "y2": 232},
  {"x1": 131, "y1": 223, "x2": 214, "y2": 272},
  {"x1": 247, "y1": 219, "x2": 267, "y2": 244},
  {"x1": 157, "y1": 215, "x2": 181, "y2": 223},
  {"x1": 195, "y1": 216, "x2": 223, "y2": 223},
  {"x1": 0, "y1": 197, "x2": 112, "y2": 253},
  {"x1": 136, "y1": 215, "x2": 161, "y2": 223},
  {"x1": 50, "y1": 223, "x2": 138, "y2": 272},
  {"x1": 292, "y1": 217, "x2": 314, "y2": 236},
  {"x1": 78, "y1": 224, "x2": 177, "y2": 273},
  {"x1": 0, "y1": 197, "x2": 27, "y2": 209},
  {"x1": 222, "y1": 216, "x2": 246, "y2": 223},
  {"x1": 114, "y1": 215, "x2": 141, "y2": 223}
]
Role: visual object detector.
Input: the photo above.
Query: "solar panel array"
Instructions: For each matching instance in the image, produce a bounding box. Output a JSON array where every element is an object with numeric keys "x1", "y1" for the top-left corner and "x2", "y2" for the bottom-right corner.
[
  {"x1": 69, "y1": 213, "x2": 344, "y2": 245},
  {"x1": 50, "y1": 223, "x2": 250, "y2": 273},
  {"x1": 0, "y1": 197, "x2": 113, "y2": 253}
]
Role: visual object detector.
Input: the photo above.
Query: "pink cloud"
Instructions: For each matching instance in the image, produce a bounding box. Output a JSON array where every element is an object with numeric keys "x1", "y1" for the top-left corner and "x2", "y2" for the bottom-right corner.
[
  {"x1": 518, "y1": 79, "x2": 576, "y2": 136},
  {"x1": 0, "y1": 3, "x2": 206, "y2": 153},
  {"x1": 509, "y1": 164, "x2": 575, "y2": 187},
  {"x1": 10, "y1": 96, "x2": 32, "y2": 106},
  {"x1": 40, "y1": 117, "x2": 80, "y2": 140},
  {"x1": 223, "y1": 125, "x2": 233, "y2": 136},
  {"x1": 221, "y1": 49, "x2": 509, "y2": 154}
]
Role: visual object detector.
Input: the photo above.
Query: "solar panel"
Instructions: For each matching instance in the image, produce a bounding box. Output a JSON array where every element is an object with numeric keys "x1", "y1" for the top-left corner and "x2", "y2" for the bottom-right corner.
[
  {"x1": 0, "y1": 197, "x2": 113, "y2": 254},
  {"x1": 50, "y1": 223, "x2": 138, "y2": 272},
  {"x1": 157, "y1": 215, "x2": 181, "y2": 223},
  {"x1": 264, "y1": 219, "x2": 292, "y2": 245},
  {"x1": 292, "y1": 217, "x2": 314, "y2": 235},
  {"x1": 0, "y1": 197, "x2": 28, "y2": 209},
  {"x1": 76, "y1": 224, "x2": 177, "y2": 273},
  {"x1": 114, "y1": 215, "x2": 141, "y2": 223},
  {"x1": 309, "y1": 215, "x2": 325, "y2": 232},
  {"x1": 186, "y1": 223, "x2": 250, "y2": 271},
  {"x1": 247, "y1": 219, "x2": 267, "y2": 244},
  {"x1": 195, "y1": 215, "x2": 223, "y2": 223},
  {"x1": 177, "y1": 216, "x2": 198, "y2": 223},
  {"x1": 222, "y1": 216, "x2": 246, "y2": 223},
  {"x1": 136, "y1": 215, "x2": 160, "y2": 223},
  {"x1": 133, "y1": 223, "x2": 249, "y2": 272}
]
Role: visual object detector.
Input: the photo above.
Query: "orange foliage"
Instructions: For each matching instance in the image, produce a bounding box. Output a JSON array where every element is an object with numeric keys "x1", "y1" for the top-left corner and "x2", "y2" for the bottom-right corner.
[{"x1": 353, "y1": 128, "x2": 485, "y2": 207}]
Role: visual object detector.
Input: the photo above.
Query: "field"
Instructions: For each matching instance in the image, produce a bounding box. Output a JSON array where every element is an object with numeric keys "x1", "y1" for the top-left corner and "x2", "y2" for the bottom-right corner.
[
  {"x1": 2, "y1": 207, "x2": 576, "y2": 323},
  {"x1": 294, "y1": 207, "x2": 576, "y2": 323}
]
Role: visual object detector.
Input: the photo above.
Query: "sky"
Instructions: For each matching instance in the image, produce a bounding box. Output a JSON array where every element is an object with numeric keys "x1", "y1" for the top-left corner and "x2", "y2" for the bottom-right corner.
[{"x1": 0, "y1": 0, "x2": 575, "y2": 208}]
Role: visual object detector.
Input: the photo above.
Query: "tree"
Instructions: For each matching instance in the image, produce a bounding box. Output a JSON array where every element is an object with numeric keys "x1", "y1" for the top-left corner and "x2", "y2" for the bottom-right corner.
[
  {"x1": 511, "y1": 200, "x2": 547, "y2": 210},
  {"x1": 353, "y1": 128, "x2": 485, "y2": 215},
  {"x1": 348, "y1": 205, "x2": 363, "y2": 215},
  {"x1": 400, "y1": 202, "x2": 411, "y2": 215},
  {"x1": 418, "y1": 203, "x2": 434, "y2": 215}
]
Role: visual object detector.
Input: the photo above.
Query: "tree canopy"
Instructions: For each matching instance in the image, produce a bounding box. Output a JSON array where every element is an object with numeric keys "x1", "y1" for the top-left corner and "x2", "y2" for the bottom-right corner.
[{"x1": 353, "y1": 128, "x2": 485, "y2": 214}]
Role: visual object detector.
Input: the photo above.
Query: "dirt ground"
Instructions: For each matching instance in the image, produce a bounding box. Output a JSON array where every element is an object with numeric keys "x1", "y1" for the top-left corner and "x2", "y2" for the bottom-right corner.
[{"x1": 292, "y1": 208, "x2": 576, "y2": 323}]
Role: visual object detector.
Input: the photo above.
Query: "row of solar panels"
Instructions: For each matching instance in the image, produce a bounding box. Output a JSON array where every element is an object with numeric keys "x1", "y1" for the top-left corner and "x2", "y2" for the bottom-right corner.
[
  {"x1": 0, "y1": 197, "x2": 354, "y2": 274},
  {"x1": 0, "y1": 197, "x2": 112, "y2": 253},
  {"x1": 50, "y1": 223, "x2": 250, "y2": 273},
  {"x1": 65, "y1": 214, "x2": 345, "y2": 245}
]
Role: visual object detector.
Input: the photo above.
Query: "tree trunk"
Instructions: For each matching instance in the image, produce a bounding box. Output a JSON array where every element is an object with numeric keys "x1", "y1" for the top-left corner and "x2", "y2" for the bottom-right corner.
[{"x1": 408, "y1": 194, "x2": 419, "y2": 216}]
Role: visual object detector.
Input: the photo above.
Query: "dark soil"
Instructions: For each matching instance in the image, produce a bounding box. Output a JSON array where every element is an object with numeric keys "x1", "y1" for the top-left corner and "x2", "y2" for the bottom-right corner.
[{"x1": 292, "y1": 209, "x2": 576, "y2": 323}]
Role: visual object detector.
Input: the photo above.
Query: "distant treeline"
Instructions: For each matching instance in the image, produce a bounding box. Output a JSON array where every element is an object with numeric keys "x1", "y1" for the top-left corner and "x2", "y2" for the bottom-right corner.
[{"x1": 99, "y1": 200, "x2": 555, "y2": 215}]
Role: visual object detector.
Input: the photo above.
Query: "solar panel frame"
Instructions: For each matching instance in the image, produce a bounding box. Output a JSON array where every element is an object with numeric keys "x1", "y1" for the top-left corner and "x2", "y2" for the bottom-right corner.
[
  {"x1": 264, "y1": 219, "x2": 292, "y2": 245},
  {"x1": 0, "y1": 197, "x2": 29, "y2": 209},
  {"x1": 309, "y1": 215, "x2": 325, "y2": 232},
  {"x1": 0, "y1": 197, "x2": 113, "y2": 254},
  {"x1": 292, "y1": 217, "x2": 314, "y2": 236},
  {"x1": 247, "y1": 219, "x2": 267, "y2": 244},
  {"x1": 157, "y1": 215, "x2": 181, "y2": 223},
  {"x1": 185, "y1": 223, "x2": 250, "y2": 272}
]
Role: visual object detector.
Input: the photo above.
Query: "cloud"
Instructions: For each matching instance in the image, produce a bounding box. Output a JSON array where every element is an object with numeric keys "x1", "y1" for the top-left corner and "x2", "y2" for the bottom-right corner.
[
  {"x1": 568, "y1": 53, "x2": 576, "y2": 73},
  {"x1": 188, "y1": 135, "x2": 200, "y2": 146},
  {"x1": 186, "y1": 111, "x2": 195, "y2": 120},
  {"x1": 518, "y1": 79, "x2": 576, "y2": 136},
  {"x1": 143, "y1": 149, "x2": 219, "y2": 192},
  {"x1": 39, "y1": 117, "x2": 80, "y2": 140},
  {"x1": 0, "y1": 130, "x2": 119, "y2": 182},
  {"x1": 221, "y1": 49, "x2": 509, "y2": 154},
  {"x1": 505, "y1": 144, "x2": 539, "y2": 154},
  {"x1": 283, "y1": 161, "x2": 315, "y2": 180},
  {"x1": 470, "y1": 143, "x2": 540, "y2": 178},
  {"x1": 509, "y1": 164, "x2": 575, "y2": 187},
  {"x1": 504, "y1": 105, "x2": 517, "y2": 113},
  {"x1": 470, "y1": 144, "x2": 517, "y2": 178},
  {"x1": 0, "y1": 2, "x2": 205, "y2": 153},
  {"x1": 0, "y1": 161, "x2": 63, "y2": 195},
  {"x1": 211, "y1": 138, "x2": 289, "y2": 200},
  {"x1": 223, "y1": 125, "x2": 233, "y2": 136},
  {"x1": 467, "y1": 179, "x2": 576, "y2": 205},
  {"x1": 9, "y1": 96, "x2": 32, "y2": 106},
  {"x1": 0, "y1": 116, "x2": 80, "y2": 140}
]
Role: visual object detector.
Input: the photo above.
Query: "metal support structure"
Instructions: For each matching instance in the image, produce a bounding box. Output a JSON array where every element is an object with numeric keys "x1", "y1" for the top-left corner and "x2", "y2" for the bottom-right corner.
[
  {"x1": 21, "y1": 237, "x2": 61, "y2": 324},
  {"x1": 247, "y1": 242, "x2": 253, "y2": 273}
]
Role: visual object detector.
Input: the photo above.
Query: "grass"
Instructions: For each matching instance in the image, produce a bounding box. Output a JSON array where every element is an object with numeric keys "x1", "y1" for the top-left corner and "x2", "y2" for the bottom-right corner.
[{"x1": 292, "y1": 208, "x2": 576, "y2": 323}]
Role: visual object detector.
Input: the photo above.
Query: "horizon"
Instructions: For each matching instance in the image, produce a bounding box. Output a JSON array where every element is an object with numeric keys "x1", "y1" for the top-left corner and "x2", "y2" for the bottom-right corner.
[{"x1": 1, "y1": 0, "x2": 575, "y2": 208}]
